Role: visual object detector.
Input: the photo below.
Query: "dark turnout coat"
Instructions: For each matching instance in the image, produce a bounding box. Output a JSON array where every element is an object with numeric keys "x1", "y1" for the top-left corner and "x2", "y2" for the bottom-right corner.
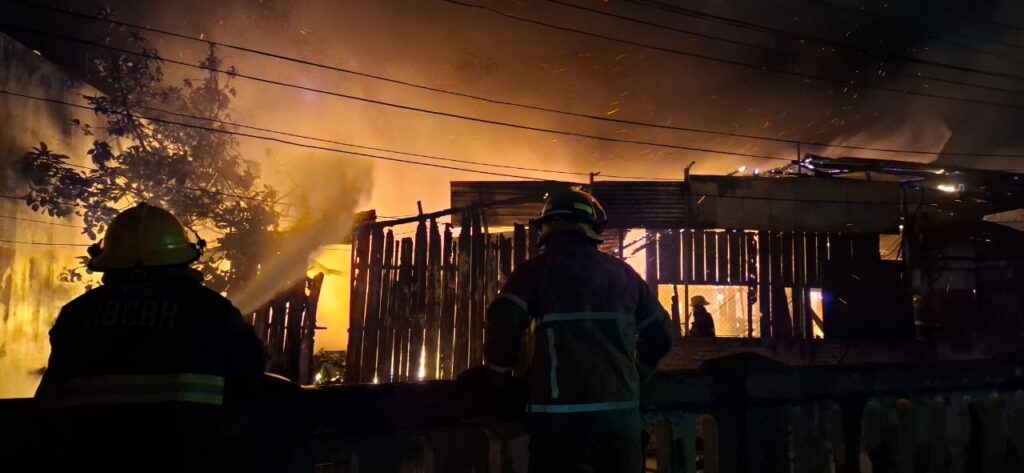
[
  {"x1": 484, "y1": 233, "x2": 673, "y2": 419},
  {"x1": 36, "y1": 271, "x2": 265, "y2": 406}
]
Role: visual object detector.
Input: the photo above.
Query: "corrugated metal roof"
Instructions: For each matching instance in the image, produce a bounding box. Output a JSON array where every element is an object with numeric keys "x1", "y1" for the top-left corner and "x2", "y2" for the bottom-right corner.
[{"x1": 450, "y1": 176, "x2": 966, "y2": 233}]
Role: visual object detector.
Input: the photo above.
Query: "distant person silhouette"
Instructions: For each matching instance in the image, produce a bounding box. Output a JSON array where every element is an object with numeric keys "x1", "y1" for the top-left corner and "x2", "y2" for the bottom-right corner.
[{"x1": 689, "y1": 295, "x2": 716, "y2": 338}]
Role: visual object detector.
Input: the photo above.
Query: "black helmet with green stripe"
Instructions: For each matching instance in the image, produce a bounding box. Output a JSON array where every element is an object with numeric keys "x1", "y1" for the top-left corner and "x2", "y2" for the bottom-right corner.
[{"x1": 532, "y1": 188, "x2": 607, "y2": 243}]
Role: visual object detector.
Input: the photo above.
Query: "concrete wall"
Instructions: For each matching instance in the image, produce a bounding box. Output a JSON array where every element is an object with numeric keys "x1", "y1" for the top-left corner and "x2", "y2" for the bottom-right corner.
[{"x1": 0, "y1": 32, "x2": 97, "y2": 398}]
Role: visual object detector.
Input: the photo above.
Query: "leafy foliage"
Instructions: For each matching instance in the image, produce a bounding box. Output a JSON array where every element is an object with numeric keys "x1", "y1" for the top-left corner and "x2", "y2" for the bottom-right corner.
[{"x1": 16, "y1": 18, "x2": 281, "y2": 294}]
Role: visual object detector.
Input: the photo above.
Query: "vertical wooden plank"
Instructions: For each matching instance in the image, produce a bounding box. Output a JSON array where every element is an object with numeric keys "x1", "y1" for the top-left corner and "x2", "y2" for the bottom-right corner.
[
  {"x1": 771, "y1": 232, "x2": 794, "y2": 339},
  {"x1": 693, "y1": 230, "x2": 706, "y2": 284},
  {"x1": 345, "y1": 226, "x2": 371, "y2": 383},
  {"x1": 399, "y1": 238, "x2": 416, "y2": 381},
  {"x1": 409, "y1": 221, "x2": 428, "y2": 380},
  {"x1": 745, "y1": 233, "x2": 758, "y2": 337},
  {"x1": 793, "y1": 233, "x2": 806, "y2": 339},
  {"x1": 780, "y1": 232, "x2": 794, "y2": 286},
  {"x1": 805, "y1": 233, "x2": 820, "y2": 287},
  {"x1": 645, "y1": 230, "x2": 659, "y2": 292},
  {"x1": 681, "y1": 229, "x2": 693, "y2": 284},
  {"x1": 439, "y1": 224, "x2": 456, "y2": 379},
  {"x1": 728, "y1": 230, "x2": 742, "y2": 284},
  {"x1": 299, "y1": 273, "x2": 325, "y2": 384},
  {"x1": 283, "y1": 285, "x2": 307, "y2": 382},
  {"x1": 269, "y1": 298, "x2": 288, "y2": 375},
  {"x1": 253, "y1": 305, "x2": 270, "y2": 346},
  {"x1": 469, "y1": 211, "x2": 486, "y2": 368},
  {"x1": 512, "y1": 224, "x2": 527, "y2": 268},
  {"x1": 424, "y1": 219, "x2": 442, "y2": 380},
  {"x1": 716, "y1": 231, "x2": 729, "y2": 285},
  {"x1": 359, "y1": 226, "x2": 386, "y2": 383},
  {"x1": 758, "y1": 230, "x2": 772, "y2": 338},
  {"x1": 376, "y1": 231, "x2": 396, "y2": 383},
  {"x1": 657, "y1": 229, "x2": 681, "y2": 284},
  {"x1": 454, "y1": 211, "x2": 473, "y2": 375},
  {"x1": 704, "y1": 230, "x2": 718, "y2": 284}
]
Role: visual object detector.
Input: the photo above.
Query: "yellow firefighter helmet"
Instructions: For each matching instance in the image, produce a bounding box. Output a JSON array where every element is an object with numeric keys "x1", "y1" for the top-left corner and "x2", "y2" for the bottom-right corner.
[{"x1": 87, "y1": 203, "x2": 204, "y2": 272}]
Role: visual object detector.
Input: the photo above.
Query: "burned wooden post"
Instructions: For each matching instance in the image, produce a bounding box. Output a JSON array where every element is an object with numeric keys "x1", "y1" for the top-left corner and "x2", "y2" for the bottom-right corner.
[
  {"x1": 454, "y1": 210, "x2": 473, "y2": 375},
  {"x1": 359, "y1": 226, "x2": 386, "y2": 383},
  {"x1": 758, "y1": 230, "x2": 772, "y2": 338},
  {"x1": 268, "y1": 297, "x2": 288, "y2": 374},
  {"x1": 346, "y1": 225, "x2": 372, "y2": 384},
  {"x1": 398, "y1": 238, "x2": 415, "y2": 381},
  {"x1": 728, "y1": 230, "x2": 743, "y2": 284},
  {"x1": 410, "y1": 221, "x2": 428, "y2": 380},
  {"x1": 693, "y1": 230, "x2": 706, "y2": 285},
  {"x1": 439, "y1": 224, "x2": 457, "y2": 379},
  {"x1": 469, "y1": 210, "x2": 486, "y2": 368},
  {"x1": 746, "y1": 232, "x2": 758, "y2": 338},
  {"x1": 793, "y1": 233, "x2": 807, "y2": 339},
  {"x1": 424, "y1": 219, "x2": 442, "y2": 380},
  {"x1": 377, "y1": 230, "x2": 397, "y2": 383},
  {"x1": 299, "y1": 273, "x2": 325, "y2": 384},
  {"x1": 716, "y1": 231, "x2": 729, "y2": 284}
]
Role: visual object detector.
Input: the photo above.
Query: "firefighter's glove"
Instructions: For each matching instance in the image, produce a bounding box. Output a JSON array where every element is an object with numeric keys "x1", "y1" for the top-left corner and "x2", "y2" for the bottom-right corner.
[{"x1": 458, "y1": 365, "x2": 512, "y2": 389}]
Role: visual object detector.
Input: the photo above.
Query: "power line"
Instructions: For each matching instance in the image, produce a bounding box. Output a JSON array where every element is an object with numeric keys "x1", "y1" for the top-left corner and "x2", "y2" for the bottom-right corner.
[
  {"x1": 0, "y1": 90, "x2": 567, "y2": 181},
  {"x1": 0, "y1": 24, "x2": 787, "y2": 162},
  {"x1": 0, "y1": 214, "x2": 83, "y2": 228},
  {"x1": 5, "y1": 9, "x2": 1022, "y2": 158},
  {"x1": 0, "y1": 240, "x2": 90, "y2": 247},
  {"x1": 3, "y1": 89, "x2": 694, "y2": 184},
  {"x1": 623, "y1": 0, "x2": 1024, "y2": 82},
  {"x1": 550, "y1": 0, "x2": 1023, "y2": 96},
  {"x1": 826, "y1": 0, "x2": 1024, "y2": 52},
  {"x1": 439, "y1": 0, "x2": 1024, "y2": 111}
]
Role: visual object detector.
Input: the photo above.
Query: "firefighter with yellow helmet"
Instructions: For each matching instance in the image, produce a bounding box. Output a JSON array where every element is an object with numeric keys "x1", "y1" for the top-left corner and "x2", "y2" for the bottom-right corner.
[
  {"x1": 461, "y1": 188, "x2": 673, "y2": 473},
  {"x1": 35, "y1": 203, "x2": 264, "y2": 470}
]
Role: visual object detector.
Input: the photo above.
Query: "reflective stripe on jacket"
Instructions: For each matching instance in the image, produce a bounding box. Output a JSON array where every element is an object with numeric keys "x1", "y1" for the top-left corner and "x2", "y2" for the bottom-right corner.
[
  {"x1": 37, "y1": 373, "x2": 225, "y2": 407},
  {"x1": 484, "y1": 233, "x2": 673, "y2": 414}
]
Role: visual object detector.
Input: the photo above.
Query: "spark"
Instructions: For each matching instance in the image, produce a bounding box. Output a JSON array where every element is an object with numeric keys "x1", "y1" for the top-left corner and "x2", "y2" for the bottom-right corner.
[{"x1": 937, "y1": 184, "x2": 960, "y2": 193}]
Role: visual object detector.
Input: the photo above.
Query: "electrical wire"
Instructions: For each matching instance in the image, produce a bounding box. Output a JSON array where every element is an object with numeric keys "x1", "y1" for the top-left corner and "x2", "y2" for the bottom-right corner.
[
  {"x1": 550, "y1": 0, "x2": 1023, "y2": 96},
  {"x1": 0, "y1": 238, "x2": 90, "y2": 245},
  {"x1": 4, "y1": 6, "x2": 1023, "y2": 158},
  {"x1": 0, "y1": 24, "x2": 787, "y2": 162},
  {"x1": 0, "y1": 214, "x2": 83, "y2": 228},
  {"x1": 438, "y1": 0, "x2": 1024, "y2": 110},
  {"x1": 624, "y1": 0, "x2": 1024, "y2": 81},
  {"x1": 0, "y1": 89, "x2": 561, "y2": 180}
]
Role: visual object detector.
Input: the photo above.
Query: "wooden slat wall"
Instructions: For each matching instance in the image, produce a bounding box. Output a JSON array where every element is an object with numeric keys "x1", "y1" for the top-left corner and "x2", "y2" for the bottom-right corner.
[
  {"x1": 346, "y1": 208, "x2": 536, "y2": 383},
  {"x1": 347, "y1": 205, "x2": 889, "y2": 379},
  {"x1": 246, "y1": 274, "x2": 325, "y2": 384}
]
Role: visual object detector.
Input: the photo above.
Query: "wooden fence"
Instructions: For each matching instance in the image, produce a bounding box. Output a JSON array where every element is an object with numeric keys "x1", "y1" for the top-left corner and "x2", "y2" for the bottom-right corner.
[
  {"x1": 346, "y1": 206, "x2": 903, "y2": 383},
  {"x1": 346, "y1": 209, "x2": 537, "y2": 384},
  {"x1": 245, "y1": 273, "x2": 325, "y2": 384}
]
